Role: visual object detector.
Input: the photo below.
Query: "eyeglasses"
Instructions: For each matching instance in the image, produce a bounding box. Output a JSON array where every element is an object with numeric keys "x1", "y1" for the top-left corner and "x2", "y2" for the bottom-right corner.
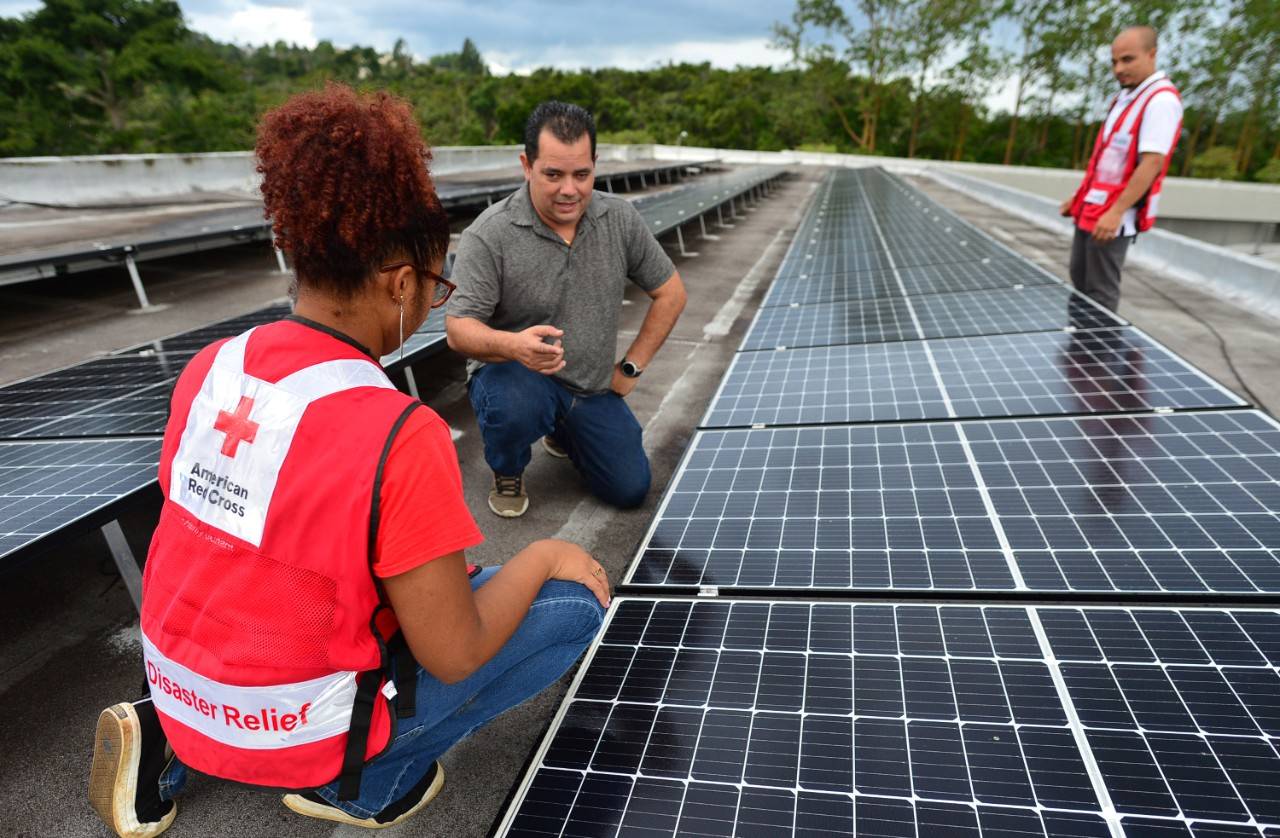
[{"x1": 379, "y1": 261, "x2": 456, "y2": 308}]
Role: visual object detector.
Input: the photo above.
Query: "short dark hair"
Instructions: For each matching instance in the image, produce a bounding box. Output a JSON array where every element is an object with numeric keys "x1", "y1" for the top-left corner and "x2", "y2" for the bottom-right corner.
[{"x1": 524, "y1": 101, "x2": 596, "y2": 163}]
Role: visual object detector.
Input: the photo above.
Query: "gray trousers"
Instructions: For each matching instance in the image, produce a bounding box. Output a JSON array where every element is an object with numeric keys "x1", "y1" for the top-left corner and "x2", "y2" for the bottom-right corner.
[{"x1": 1069, "y1": 226, "x2": 1130, "y2": 312}]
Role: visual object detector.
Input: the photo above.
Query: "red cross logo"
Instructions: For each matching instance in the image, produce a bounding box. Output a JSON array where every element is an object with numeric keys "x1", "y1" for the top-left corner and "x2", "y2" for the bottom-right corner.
[{"x1": 213, "y1": 396, "x2": 259, "y2": 458}]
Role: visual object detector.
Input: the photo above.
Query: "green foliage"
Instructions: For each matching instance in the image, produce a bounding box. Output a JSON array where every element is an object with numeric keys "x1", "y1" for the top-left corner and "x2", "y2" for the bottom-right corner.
[
  {"x1": 0, "y1": 0, "x2": 1277, "y2": 184},
  {"x1": 1250, "y1": 158, "x2": 1280, "y2": 184},
  {"x1": 599, "y1": 129, "x2": 658, "y2": 145},
  {"x1": 1191, "y1": 146, "x2": 1240, "y2": 179}
]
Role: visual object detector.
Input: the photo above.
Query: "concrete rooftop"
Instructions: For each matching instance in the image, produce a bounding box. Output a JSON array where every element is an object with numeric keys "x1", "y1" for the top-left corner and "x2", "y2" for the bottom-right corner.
[{"x1": 1, "y1": 166, "x2": 1278, "y2": 838}]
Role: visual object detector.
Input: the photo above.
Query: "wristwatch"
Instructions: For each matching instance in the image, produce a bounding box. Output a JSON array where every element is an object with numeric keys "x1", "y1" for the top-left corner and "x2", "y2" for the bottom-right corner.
[{"x1": 619, "y1": 357, "x2": 643, "y2": 378}]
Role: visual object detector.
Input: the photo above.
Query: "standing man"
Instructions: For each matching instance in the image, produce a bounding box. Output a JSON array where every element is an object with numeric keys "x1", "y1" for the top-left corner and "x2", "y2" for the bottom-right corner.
[
  {"x1": 1060, "y1": 25, "x2": 1182, "y2": 311},
  {"x1": 446, "y1": 101, "x2": 687, "y2": 518}
]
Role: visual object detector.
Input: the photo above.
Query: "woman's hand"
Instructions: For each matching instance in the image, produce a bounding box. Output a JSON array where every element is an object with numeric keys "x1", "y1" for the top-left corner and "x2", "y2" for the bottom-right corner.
[{"x1": 538, "y1": 538, "x2": 610, "y2": 607}]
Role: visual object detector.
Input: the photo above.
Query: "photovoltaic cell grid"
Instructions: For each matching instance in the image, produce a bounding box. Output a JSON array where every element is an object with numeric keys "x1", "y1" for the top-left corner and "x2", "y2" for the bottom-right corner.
[
  {"x1": 773, "y1": 169, "x2": 1017, "y2": 283},
  {"x1": 0, "y1": 437, "x2": 162, "y2": 561},
  {"x1": 0, "y1": 304, "x2": 449, "y2": 444},
  {"x1": 0, "y1": 354, "x2": 186, "y2": 439},
  {"x1": 499, "y1": 598, "x2": 1280, "y2": 837},
  {"x1": 636, "y1": 167, "x2": 786, "y2": 238},
  {"x1": 705, "y1": 328, "x2": 1245, "y2": 430},
  {"x1": 627, "y1": 410, "x2": 1280, "y2": 594},
  {"x1": 741, "y1": 284, "x2": 1125, "y2": 352},
  {"x1": 114, "y1": 302, "x2": 294, "y2": 357},
  {"x1": 762, "y1": 257, "x2": 1059, "y2": 308}
]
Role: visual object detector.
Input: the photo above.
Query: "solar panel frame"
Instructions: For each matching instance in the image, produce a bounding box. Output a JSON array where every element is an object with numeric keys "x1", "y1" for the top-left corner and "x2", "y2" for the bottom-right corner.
[
  {"x1": 623, "y1": 410, "x2": 1280, "y2": 596},
  {"x1": 703, "y1": 327, "x2": 1246, "y2": 430},
  {"x1": 495, "y1": 597, "x2": 1280, "y2": 837}
]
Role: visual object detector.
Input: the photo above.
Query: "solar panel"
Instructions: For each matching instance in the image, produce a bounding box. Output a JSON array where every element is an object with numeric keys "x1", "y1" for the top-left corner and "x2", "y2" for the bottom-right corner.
[
  {"x1": 116, "y1": 303, "x2": 294, "y2": 356},
  {"x1": 626, "y1": 410, "x2": 1280, "y2": 594},
  {"x1": 703, "y1": 328, "x2": 1246, "y2": 429},
  {"x1": 0, "y1": 305, "x2": 448, "y2": 442},
  {"x1": 0, "y1": 436, "x2": 161, "y2": 562},
  {"x1": 497, "y1": 598, "x2": 1280, "y2": 837},
  {"x1": 741, "y1": 295, "x2": 920, "y2": 350},
  {"x1": 763, "y1": 257, "x2": 1061, "y2": 307},
  {"x1": 704, "y1": 341, "x2": 949, "y2": 428},
  {"x1": 0, "y1": 354, "x2": 188, "y2": 439},
  {"x1": 636, "y1": 167, "x2": 786, "y2": 238},
  {"x1": 742, "y1": 286, "x2": 1125, "y2": 352}
]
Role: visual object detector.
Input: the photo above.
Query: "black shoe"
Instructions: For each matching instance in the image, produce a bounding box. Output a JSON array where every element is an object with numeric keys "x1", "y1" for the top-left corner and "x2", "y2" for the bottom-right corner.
[
  {"x1": 89, "y1": 699, "x2": 177, "y2": 837},
  {"x1": 282, "y1": 760, "x2": 445, "y2": 829}
]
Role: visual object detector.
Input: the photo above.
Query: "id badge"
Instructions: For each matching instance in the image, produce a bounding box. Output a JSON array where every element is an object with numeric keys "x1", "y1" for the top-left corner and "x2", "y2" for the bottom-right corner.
[{"x1": 1096, "y1": 133, "x2": 1131, "y2": 184}]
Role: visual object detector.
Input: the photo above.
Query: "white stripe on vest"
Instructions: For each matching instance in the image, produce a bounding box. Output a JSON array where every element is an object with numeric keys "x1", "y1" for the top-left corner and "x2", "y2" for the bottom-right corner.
[
  {"x1": 142, "y1": 631, "x2": 357, "y2": 750},
  {"x1": 169, "y1": 328, "x2": 395, "y2": 547}
]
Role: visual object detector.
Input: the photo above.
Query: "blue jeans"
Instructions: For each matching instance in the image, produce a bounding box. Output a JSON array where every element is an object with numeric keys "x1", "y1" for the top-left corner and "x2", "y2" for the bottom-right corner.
[
  {"x1": 468, "y1": 361, "x2": 651, "y2": 508},
  {"x1": 158, "y1": 567, "x2": 604, "y2": 818}
]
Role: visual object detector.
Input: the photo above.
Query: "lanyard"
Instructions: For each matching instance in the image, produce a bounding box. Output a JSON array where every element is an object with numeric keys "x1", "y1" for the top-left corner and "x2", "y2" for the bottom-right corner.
[{"x1": 1102, "y1": 73, "x2": 1165, "y2": 146}]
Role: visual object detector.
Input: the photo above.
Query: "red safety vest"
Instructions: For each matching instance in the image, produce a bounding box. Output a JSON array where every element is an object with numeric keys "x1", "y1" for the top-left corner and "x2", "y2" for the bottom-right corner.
[
  {"x1": 139, "y1": 318, "x2": 418, "y2": 795},
  {"x1": 1070, "y1": 73, "x2": 1182, "y2": 234}
]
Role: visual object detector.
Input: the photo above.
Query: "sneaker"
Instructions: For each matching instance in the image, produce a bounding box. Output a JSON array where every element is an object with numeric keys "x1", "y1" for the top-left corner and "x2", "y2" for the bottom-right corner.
[
  {"x1": 541, "y1": 435, "x2": 569, "y2": 459},
  {"x1": 488, "y1": 473, "x2": 529, "y2": 518},
  {"x1": 282, "y1": 760, "x2": 444, "y2": 829},
  {"x1": 88, "y1": 699, "x2": 177, "y2": 838}
]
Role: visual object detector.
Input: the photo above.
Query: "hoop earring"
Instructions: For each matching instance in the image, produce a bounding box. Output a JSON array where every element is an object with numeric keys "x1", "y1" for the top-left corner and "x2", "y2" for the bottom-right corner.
[{"x1": 398, "y1": 296, "x2": 405, "y2": 363}]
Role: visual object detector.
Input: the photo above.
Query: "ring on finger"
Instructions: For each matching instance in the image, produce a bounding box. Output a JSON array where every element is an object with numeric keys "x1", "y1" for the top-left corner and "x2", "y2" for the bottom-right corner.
[{"x1": 592, "y1": 567, "x2": 604, "y2": 578}]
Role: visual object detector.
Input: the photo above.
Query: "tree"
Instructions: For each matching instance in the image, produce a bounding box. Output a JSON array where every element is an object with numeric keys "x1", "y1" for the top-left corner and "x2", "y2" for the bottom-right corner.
[
  {"x1": 940, "y1": 34, "x2": 1003, "y2": 160},
  {"x1": 1001, "y1": 0, "x2": 1057, "y2": 165},
  {"x1": 1190, "y1": 145, "x2": 1239, "y2": 178},
  {"x1": 900, "y1": 0, "x2": 984, "y2": 158},
  {"x1": 7, "y1": 0, "x2": 226, "y2": 144},
  {"x1": 428, "y1": 38, "x2": 487, "y2": 75},
  {"x1": 774, "y1": 0, "x2": 908, "y2": 152},
  {"x1": 1232, "y1": 0, "x2": 1280, "y2": 175}
]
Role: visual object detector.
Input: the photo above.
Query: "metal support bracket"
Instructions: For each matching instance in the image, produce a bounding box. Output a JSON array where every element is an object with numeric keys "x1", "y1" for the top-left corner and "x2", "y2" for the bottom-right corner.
[
  {"x1": 102, "y1": 520, "x2": 144, "y2": 611},
  {"x1": 675, "y1": 226, "x2": 698, "y2": 258}
]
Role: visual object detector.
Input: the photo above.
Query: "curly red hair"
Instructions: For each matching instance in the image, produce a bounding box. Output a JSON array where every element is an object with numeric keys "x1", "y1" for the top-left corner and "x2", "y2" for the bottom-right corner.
[{"x1": 256, "y1": 83, "x2": 449, "y2": 296}]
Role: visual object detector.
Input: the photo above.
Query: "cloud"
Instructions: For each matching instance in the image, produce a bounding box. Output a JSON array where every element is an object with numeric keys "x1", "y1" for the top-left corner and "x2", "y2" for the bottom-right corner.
[
  {"x1": 487, "y1": 37, "x2": 789, "y2": 75},
  {"x1": 187, "y1": 3, "x2": 319, "y2": 48}
]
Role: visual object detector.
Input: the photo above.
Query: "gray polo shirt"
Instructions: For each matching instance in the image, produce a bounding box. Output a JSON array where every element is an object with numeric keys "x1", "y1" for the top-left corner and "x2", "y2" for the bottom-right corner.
[{"x1": 448, "y1": 184, "x2": 675, "y2": 394}]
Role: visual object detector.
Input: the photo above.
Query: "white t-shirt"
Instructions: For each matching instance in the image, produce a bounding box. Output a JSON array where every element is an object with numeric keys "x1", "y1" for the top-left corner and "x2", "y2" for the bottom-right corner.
[{"x1": 1100, "y1": 71, "x2": 1183, "y2": 236}]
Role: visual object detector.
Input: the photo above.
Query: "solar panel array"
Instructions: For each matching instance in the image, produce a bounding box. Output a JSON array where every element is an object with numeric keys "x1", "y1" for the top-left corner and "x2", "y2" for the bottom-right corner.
[
  {"x1": 506, "y1": 599, "x2": 1280, "y2": 837},
  {"x1": 497, "y1": 167, "x2": 1280, "y2": 836}
]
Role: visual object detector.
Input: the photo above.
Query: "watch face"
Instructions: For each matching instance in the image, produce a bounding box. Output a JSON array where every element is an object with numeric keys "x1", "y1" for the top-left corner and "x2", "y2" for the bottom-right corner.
[{"x1": 622, "y1": 360, "x2": 641, "y2": 378}]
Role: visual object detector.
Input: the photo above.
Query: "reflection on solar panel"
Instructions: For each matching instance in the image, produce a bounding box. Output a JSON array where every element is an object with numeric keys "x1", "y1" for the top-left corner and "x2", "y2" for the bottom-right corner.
[
  {"x1": 499, "y1": 598, "x2": 1280, "y2": 837},
  {"x1": 742, "y1": 285, "x2": 1125, "y2": 351},
  {"x1": 627, "y1": 410, "x2": 1280, "y2": 593},
  {"x1": 763, "y1": 257, "x2": 1059, "y2": 308},
  {"x1": 0, "y1": 437, "x2": 161, "y2": 561},
  {"x1": 704, "y1": 328, "x2": 1245, "y2": 429}
]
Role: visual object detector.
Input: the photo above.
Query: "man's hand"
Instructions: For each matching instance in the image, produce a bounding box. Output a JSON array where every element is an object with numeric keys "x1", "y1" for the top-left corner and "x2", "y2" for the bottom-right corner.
[
  {"x1": 1059, "y1": 198, "x2": 1074, "y2": 217},
  {"x1": 510, "y1": 325, "x2": 565, "y2": 375},
  {"x1": 1092, "y1": 208, "x2": 1124, "y2": 242},
  {"x1": 610, "y1": 364, "x2": 638, "y2": 397}
]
